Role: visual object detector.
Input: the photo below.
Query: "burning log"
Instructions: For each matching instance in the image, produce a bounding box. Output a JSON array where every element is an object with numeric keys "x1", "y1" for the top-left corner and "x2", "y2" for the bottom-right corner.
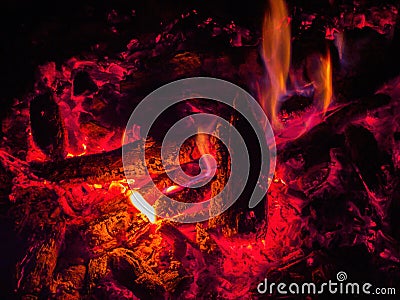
[
  {"x1": 30, "y1": 133, "x2": 233, "y2": 222},
  {"x1": 325, "y1": 93, "x2": 391, "y2": 130},
  {"x1": 30, "y1": 139, "x2": 198, "y2": 184},
  {"x1": 6, "y1": 156, "x2": 197, "y2": 298},
  {"x1": 108, "y1": 248, "x2": 166, "y2": 298},
  {"x1": 31, "y1": 142, "x2": 142, "y2": 184}
]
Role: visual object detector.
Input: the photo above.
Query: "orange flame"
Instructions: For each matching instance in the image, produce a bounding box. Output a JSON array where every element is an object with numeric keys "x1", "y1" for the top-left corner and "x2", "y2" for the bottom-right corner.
[
  {"x1": 308, "y1": 50, "x2": 333, "y2": 115},
  {"x1": 261, "y1": 0, "x2": 291, "y2": 128},
  {"x1": 196, "y1": 133, "x2": 211, "y2": 156}
]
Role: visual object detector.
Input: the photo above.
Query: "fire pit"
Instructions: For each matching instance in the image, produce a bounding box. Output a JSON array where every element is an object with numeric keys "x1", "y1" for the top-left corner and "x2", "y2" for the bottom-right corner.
[{"x1": 1, "y1": 0, "x2": 400, "y2": 299}]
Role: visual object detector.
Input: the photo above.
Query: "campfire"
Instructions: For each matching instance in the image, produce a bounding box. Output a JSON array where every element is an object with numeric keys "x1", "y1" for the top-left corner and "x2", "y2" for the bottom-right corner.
[{"x1": 1, "y1": 0, "x2": 399, "y2": 298}]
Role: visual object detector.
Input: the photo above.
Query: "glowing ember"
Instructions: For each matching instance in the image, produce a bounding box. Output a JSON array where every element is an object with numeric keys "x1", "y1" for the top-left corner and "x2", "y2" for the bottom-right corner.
[
  {"x1": 164, "y1": 185, "x2": 181, "y2": 195},
  {"x1": 66, "y1": 143, "x2": 87, "y2": 158},
  {"x1": 261, "y1": 0, "x2": 291, "y2": 128},
  {"x1": 108, "y1": 180, "x2": 127, "y2": 194},
  {"x1": 93, "y1": 183, "x2": 103, "y2": 189}
]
